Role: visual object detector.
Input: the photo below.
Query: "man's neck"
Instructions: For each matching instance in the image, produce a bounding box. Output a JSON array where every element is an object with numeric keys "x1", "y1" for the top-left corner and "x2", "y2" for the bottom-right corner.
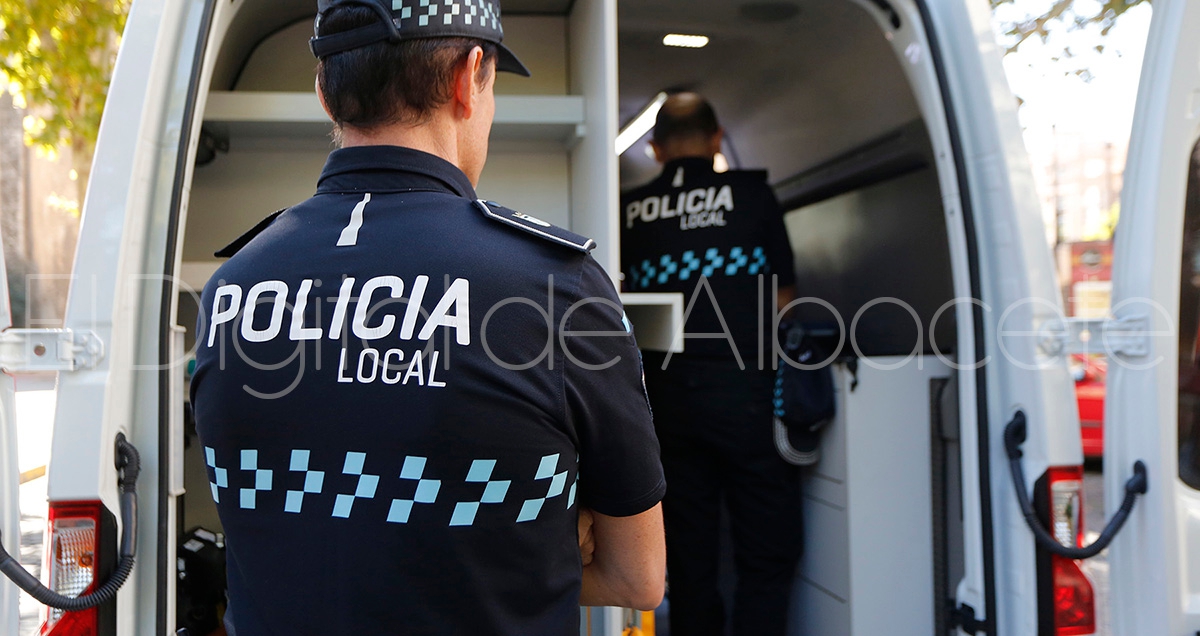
[{"x1": 339, "y1": 118, "x2": 461, "y2": 170}]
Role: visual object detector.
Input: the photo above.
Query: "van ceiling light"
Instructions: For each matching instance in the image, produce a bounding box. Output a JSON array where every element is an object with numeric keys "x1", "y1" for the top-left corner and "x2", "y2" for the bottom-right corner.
[
  {"x1": 616, "y1": 92, "x2": 668, "y2": 156},
  {"x1": 663, "y1": 34, "x2": 710, "y2": 48}
]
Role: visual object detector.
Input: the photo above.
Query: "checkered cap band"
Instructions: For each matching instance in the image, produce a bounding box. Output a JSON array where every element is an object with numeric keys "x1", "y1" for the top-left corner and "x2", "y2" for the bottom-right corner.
[{"x1": 311, "y1": 0, "x2": 529, "y2": 75}]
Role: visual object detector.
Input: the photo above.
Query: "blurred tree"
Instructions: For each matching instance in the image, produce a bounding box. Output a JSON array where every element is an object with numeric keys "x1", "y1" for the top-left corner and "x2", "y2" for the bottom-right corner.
[
  {"x1": 991, "y1": 0, "x2": 1150, "y2": 56},
  {"x1": 0, "y1": 0, "x2": 130, "y2": 205}
]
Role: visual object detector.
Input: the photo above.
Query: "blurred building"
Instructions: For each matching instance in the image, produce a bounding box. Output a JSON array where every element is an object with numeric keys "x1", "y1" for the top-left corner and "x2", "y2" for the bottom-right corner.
[{"x1": 1026, "y1": 128, "x2": 1126, "y2": 316}]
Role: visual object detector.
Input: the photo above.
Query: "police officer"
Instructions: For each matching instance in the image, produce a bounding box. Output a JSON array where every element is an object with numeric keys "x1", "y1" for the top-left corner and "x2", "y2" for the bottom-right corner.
[
  {"x1": 190, "y1": 2, "x2": 665, "y2": 633},
  {"x1": 621, "y1": 92, "x2": 802, "y2": 636}
]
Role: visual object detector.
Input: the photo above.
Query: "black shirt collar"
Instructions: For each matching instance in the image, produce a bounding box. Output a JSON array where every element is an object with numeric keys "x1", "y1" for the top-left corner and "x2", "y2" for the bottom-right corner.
[
  {"x1": 658, "y1": 157, "x2": 716, "y2": 186},
  {"x1": 316, "y1": 145, "x2": 477, "y2": 199}
]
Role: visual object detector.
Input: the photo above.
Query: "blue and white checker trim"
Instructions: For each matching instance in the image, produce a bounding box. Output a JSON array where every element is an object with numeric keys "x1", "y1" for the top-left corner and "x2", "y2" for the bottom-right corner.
[
  {"x1": 333, "y1": 452, "x2": 380, "y2": 518},
  {"x1": 239, "y1": 450, "x2": 274, "y2": 510},
  {"x1": 205, "y1": 447, "x2": 228, "y2": 503},
  {"x1": 629, "y1": 246, "x2": 768, "y2": 289},
  {"x1": 516, "y1": 454, "x2": 569, "y2": 523},
  {"x1": 388, "y1": 456, "x2": 442, "y2": 524},
  {"x1": 450, "y1": 459, "x2": 510, "y2": 527},
  {"x1": 285, "y1": 450, "x2": 326, "y2": 514},
  {"x1": 396, "y1": 0, "x2": 502, "y2": 31}
]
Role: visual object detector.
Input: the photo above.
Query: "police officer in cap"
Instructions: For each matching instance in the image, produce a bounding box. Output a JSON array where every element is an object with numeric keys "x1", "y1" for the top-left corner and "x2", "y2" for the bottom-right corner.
[
  {"x1": 621, "y1": 92, "x2": 802, "y2": 635},
  {"x1": 190, "y1": 2, "x2": 666, "y2": 633}
]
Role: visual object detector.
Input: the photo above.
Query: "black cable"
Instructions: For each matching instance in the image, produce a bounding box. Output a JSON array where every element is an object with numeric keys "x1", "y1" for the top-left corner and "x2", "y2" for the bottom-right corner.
[
  {"x1": 0, "y1": 434, "x2": 139, "y2": 611},
  {"x1": 1004, "y1": 411, "x2": 1148, "y2": 560}
]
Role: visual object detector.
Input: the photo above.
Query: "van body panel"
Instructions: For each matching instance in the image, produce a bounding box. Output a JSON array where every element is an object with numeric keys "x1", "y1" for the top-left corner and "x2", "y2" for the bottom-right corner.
[
  {"x1": 1108, "y1": 0, "x2": 1200, "y2": 634},
  {"x1": 916, "y1": 1, "x2": 1084, "y2": 633}
]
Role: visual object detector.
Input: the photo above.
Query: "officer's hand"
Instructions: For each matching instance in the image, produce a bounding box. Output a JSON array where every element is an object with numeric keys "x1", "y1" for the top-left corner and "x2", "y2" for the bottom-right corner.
[{"x1": 578, "y1": 507, "x2": 596, "y2": 566}]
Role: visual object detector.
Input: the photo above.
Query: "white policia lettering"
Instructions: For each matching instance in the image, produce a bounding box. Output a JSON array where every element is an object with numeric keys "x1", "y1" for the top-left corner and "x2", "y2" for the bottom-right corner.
[
  {"x1": 624, "y1": 185, "x2": 734, "y2": 230},
  {"x1": 209, "y1": 275, "x2": 469, "y2": 346}
]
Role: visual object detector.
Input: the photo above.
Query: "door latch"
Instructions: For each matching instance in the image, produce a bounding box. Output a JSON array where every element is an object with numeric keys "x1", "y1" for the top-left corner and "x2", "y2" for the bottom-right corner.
[
  {"x1": 1039, "y1": 315, "x2": 1149, "y2": 357},
  {"x1": 0, "y1": 329, "x2": 105, "y2": 372}
]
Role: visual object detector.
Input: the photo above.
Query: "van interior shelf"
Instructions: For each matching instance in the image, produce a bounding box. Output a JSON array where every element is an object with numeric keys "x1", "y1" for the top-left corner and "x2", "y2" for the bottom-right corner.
[{"x1": 202, "y1": 91, "x2": 587, "y2": 144}]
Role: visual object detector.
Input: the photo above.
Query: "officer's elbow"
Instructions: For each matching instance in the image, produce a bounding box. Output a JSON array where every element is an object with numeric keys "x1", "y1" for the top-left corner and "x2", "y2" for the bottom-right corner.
[{"x1": 625, "y1": 577, "x2": 666, "y2": 611}]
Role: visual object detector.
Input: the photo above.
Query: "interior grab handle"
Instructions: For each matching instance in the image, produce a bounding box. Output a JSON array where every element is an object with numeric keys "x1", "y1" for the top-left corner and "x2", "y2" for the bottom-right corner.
[
  {"x1": 0, "y1": 433, "x2": 140, "y2": 611},
  {"x1": 1004, "y1": 411, "x2": 1147, "y2": 560}
]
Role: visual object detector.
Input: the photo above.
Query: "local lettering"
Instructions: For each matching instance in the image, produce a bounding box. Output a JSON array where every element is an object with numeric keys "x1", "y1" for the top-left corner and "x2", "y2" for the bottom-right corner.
[
  {"x1": 207, "y1": 275, "x2": 470, "y2": 347},
  {"x1": 625, "y1": 185, "x2": 734, "y2": 230}
]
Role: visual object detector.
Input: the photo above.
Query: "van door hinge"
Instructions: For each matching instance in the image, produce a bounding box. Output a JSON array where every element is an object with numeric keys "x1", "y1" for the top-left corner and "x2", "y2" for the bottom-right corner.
[
  {"x1": 1039, "y1": 315, "x2": 1149, "y2": 357},
  {"x1": 950, "y1": 603, "x2": 988, "y2": 635},
  {"x1": 0, "y1": 329, "x2": 105, "y2": 372}
]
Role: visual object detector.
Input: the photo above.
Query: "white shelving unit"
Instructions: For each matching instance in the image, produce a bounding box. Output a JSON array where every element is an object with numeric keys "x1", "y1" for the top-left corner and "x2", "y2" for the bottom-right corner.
[{"x1": 203, "y1": 91, "x2": 587, "y2": 144}]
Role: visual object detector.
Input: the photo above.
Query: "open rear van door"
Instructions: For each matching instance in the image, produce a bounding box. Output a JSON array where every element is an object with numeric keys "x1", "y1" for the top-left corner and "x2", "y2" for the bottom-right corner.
[{"x1": 1106, "y1": 0, "x2": 1200, "y2": 634}]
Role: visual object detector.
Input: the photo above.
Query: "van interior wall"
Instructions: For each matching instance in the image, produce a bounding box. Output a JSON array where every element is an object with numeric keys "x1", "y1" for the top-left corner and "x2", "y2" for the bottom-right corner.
[{"x1": 783, "y1": 166, "x2": 956, "y2": 357}]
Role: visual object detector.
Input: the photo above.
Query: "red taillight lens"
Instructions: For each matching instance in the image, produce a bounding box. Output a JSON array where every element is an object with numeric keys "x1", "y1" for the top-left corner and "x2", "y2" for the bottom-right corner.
[
  {"x1": 1047, "y1": 467, "x2": 1096, "y2": 635},
  {"x1": 40, "y1": 501, "x2": 102, "y2": 636}
]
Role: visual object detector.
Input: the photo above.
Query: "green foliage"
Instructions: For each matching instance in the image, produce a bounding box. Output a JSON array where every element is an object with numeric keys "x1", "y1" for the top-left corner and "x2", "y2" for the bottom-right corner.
[
  {"x1": 0, "y1": 0, "x2": 129, "y2": 171},
  {"x1": 991, "y1": 0, "x2": 1150, "y2": 55}
]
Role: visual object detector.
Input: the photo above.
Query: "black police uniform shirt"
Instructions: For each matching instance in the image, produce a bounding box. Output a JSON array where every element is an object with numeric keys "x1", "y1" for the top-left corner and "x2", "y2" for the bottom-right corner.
[
  {"x1": 621, "y1": 157, "x2": 796, "y2": 361},
  {"x1": 190, "y1": 146, "x2": 666, "y2": 636}
]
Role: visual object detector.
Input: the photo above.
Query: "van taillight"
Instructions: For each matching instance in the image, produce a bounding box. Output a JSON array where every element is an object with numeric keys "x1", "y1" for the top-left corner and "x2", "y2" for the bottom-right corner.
[
  {"x1": 1046, "y1": 467, "x2": 1095, "y2": 635},
  {"x1": 40, "y1": 501, "x2": 102, "y2": 636}
]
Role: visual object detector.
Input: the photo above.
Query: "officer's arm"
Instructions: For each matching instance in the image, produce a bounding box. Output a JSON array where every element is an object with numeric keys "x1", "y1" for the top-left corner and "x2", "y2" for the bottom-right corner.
[{"x1": 580, "y1": 503, "x2": 666, "y2": 610}]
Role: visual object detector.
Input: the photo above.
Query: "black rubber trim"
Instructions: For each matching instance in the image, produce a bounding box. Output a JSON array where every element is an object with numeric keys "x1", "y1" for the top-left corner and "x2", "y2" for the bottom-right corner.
[
  {"x1": 158, "y1": 0, "x2": 218, "y2": 632},
  {"x1": 913, "y1": 1, "x2": 997, "y2": 632}
]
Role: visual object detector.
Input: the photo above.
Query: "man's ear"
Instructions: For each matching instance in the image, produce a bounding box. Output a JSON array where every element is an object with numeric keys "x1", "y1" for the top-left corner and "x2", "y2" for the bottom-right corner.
[
  {"x1": 454, "y1": 46, "x2": 486, "y2": 120},
  {"x1": 709, "y1": 128, "x2": 725, "y2": 157},
  {"x1": 650, "y1": 140, "x2": 666, "y2": 164}
]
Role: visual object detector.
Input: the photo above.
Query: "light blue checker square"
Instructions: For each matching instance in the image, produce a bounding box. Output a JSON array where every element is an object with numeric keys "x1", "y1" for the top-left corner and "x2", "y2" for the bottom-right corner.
[
  {"x1": 304, "y1": 471, "x2": 324, "y2": 493},
  {"x1": 285, "y1": 492, "x2": 304, "y2": 513},
  {"x1": 241, "y1": 449, "x2": 258, "y2": 470},
  {"x1": 332, "y1": 494, "x2": 356, "y2": 518},
  {"x1": 344, "y1": 452, "x2": 366, "y2": 475},
  {"x1": 387, "y1": 500, "x2": 415, "y2": 524},
  {"x1": 481, "y1": 481, "x2": 509, "y2": 503},
  {"x1": 568, "y1": 480, "x2": 577, "y2": 508},
  {"x1": 400, "y1": 456, "x2": 427, "y2": 479},
  {"x1": 466, "y1": 459, "x2": 496, "y2": 482},
  {"x1": 535, "y1": 454, "x2": 559, "y2": 480},
  {"x1": 355, "y1": 475, "x2": 379, "y2": 498},
  {"x1": 516, "y1": 499, "x2": 543, "y2": 523},
  {"x1": 414, "y1": 480, "x2": 440, "y2": 503},
  {"x1": 215, "y1": 467, "x2": 227, "y2": 488},
  {"x1": 240, "y1": 490, "x2": 256, "y2": 509},
  {"x1": 205, "y1": 447, "x2": 215, "y2": 465},
  {"x1": 290, "y1": 450, "x2": 310, "y2": 471},
  {"x1": 450, "y1": 502, "x2": 480, "y2": 526},
  {"x1": 548, "y1": 472, "x2": 568, "y2": 498},
  {"x1": 255, "y1": 470, "x2": 272, "y2": 490}
]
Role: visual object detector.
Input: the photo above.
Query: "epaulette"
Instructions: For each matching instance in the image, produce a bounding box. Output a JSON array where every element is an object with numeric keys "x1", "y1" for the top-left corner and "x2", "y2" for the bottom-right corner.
[
  {"x1": 474, "y1": 200, "x2": 595, "y2": 253},
  {"x1": 214, "y1": 208, "x2": 288, "y2": 258}
]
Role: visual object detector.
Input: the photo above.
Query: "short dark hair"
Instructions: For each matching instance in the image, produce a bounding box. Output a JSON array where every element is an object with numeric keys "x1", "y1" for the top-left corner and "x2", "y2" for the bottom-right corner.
[
  {"x1": 652, "y1": 92, "x2": 720, "y2": 146},
  {"x1": 316, "y1": 6, "x2": 499, "y2": 131}
]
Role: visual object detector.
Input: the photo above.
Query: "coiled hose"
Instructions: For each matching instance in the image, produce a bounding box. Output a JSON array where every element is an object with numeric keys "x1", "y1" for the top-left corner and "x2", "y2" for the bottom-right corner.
[
  {"x1": 1004, "y1": 411, "x2": 1147, "y2": 560},
  {"x1": 0, "y1": 433, "x2": 139, "y2": 611}
]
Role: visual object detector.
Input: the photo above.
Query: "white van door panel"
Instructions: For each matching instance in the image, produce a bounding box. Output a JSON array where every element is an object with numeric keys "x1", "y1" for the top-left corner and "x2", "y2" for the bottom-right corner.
[
  {"x1": 49, "y1": 0, "x2": 214, "y2": 632},
  {"x1": 1108, "y1": 0, "x2": 1200, "y2": 634}
]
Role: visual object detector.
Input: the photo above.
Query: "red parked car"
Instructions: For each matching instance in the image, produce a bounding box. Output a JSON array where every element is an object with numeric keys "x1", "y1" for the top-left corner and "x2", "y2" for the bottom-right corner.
[{"x1": 1071, "y1": 354, "x2": 1106, "y2": 459}]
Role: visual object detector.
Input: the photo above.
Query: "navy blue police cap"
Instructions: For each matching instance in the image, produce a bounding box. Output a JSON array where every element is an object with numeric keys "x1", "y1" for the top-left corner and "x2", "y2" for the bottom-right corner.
[{"x1": 311, "y1": 0, "x2": 531, "y2": 77}]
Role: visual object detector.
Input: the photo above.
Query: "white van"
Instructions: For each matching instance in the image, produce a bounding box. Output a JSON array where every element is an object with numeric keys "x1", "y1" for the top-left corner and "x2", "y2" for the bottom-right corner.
[{"x1": 0, "y1": 0, "x2": 1195, "y2": 634}]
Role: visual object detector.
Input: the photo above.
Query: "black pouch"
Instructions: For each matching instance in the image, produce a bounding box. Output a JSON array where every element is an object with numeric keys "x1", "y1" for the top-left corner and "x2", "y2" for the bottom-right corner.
[{"x1": 773, "y1": 321, "x2": 836, "y2": 465}]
